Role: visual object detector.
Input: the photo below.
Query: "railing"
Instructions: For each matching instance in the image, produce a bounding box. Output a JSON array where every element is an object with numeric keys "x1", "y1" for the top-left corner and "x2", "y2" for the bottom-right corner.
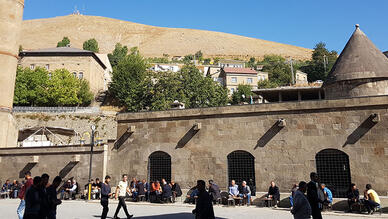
[{"x1": 13, "y1": 106, "x2": 100, "y2": 114}]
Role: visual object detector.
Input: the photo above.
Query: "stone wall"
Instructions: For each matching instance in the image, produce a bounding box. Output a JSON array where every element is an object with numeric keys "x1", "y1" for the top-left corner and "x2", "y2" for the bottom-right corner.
[
  {"x1": 0, "y1": 145, "x2": 106, "y2": 188},
  {"x1": 15, "y1": 112, "x2": 117, "y2": 145},
  {"x1": 114, "y1": 96, "x2": 388, "y2": 195}
]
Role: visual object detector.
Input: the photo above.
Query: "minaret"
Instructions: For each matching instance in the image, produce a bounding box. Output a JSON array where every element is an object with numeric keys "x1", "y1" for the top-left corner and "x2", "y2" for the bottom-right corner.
[{"x1": 0, "y1": 0, "x2": 25, "y2": 147}]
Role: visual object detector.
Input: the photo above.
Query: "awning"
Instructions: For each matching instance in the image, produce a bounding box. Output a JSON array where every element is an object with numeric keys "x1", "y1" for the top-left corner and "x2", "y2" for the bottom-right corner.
[{"x1": 18, "y1": 126, "x2": 77, "y2": 142}]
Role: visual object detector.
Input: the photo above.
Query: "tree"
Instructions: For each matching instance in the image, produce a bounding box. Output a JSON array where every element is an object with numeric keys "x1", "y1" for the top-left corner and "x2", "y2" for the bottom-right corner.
[
  {"x1": 259, "y1": 55, "x2": 292, "y2": 87},
  {"x1": 19, "y1": 45, "x2": 23, "y2": 53},
  {"x1": 195, "y1": 50, "x2": 203, "y2": 61},
  {"x1": 14, "y1": 67, "x2": 49, "y2": 106},
  {"x1": 83, "y1": 38, "x2": 99, "y2": 53},
  {"x1": 247, "y1": 57, "x2": 256, "y2": 68},
  {"x1": 108, "y1": 51, "x2": 149, "y2": 112},
  {"x1": 300, "y1": 42, "x2": 338, "y2": 82},
  {"x1": 180, "y1": 64, "x2": 228, "y2": 108},
  {"x1": 57, "y1": 37, "x2": 70, "y2": 47},
  {"x1": 257, "y1": 79, "x2": 278, "y2": 89},
  {"x1": 46, "y1": 69, "x2": 82, "y2": 106},
  {"x1": 108, "y1": 43, "x2": 128, "y2": 67},
  {"x1": 78, "y1": 79, "x2": 94, "y2": 106},
  {"x1": 183, "y1": 54, "x2": 194, "y2": 64},
  {"x1": 203, "y1": 58, "x2": 211, "y2": 65},
  {"x1": 231, "y1": 84, "x2": 254, "y2": 104}
]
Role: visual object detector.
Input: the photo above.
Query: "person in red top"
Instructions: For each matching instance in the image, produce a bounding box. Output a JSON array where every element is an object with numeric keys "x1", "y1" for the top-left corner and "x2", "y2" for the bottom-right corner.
[{"x1": 17, "y1": 171, "x2": 33, "y2": 219}]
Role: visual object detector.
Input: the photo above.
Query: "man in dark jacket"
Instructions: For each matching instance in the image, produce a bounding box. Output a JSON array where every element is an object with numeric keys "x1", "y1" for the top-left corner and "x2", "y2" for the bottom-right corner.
[
  {"x1": 171, "y1": 180, "x2": 182, "y2": 202},
  {"x1": 100, "y1": 175, "x2": 112, "y2": 219},
  {"x1": 47, "y1": 176, "x2": 62, "y2": 219},
  {"x1": 267, "y1": 181, "x2": 280, "y2": 207},
  {"x1": 161, "y1": 179, "x2": 172, "y2": 202},
  {"x1": 24, "y1": 176, "x2": 42, "y2": 219},
  {"x1": 192, "y1": 180, "x2": 215, "y2": 219},
  {"x1": 307, "y1": 172, "x2": 322, "y2": 219},
  {"x1": 347, "y1": 183, "x2": 359, "y2": 212},
  {"x1": 208, "y1": 180, "x2": 221, "y2": 203}
]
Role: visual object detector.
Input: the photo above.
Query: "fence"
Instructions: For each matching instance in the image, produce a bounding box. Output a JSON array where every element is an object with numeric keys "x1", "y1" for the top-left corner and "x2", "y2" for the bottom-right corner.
[{"x1": 13, "y1": 106, "x2": 100, "y2": 114}]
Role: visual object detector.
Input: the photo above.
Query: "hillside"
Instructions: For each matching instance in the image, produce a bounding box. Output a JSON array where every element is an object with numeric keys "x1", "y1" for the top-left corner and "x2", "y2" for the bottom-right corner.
[{"x1": 21, "y1": 15, "x2": 312, "y2": 60}]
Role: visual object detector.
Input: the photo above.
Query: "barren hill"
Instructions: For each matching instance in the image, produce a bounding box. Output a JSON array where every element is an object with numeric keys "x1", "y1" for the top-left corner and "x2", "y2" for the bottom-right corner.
[{"x1": 21, "y1": 15, "x2": 312, "y2": 60}]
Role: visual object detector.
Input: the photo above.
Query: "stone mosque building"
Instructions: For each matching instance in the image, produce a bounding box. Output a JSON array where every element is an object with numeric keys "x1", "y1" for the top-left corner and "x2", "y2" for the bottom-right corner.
[{"x1": 1, "y1": 0, "x2": 388, "y2": 200}]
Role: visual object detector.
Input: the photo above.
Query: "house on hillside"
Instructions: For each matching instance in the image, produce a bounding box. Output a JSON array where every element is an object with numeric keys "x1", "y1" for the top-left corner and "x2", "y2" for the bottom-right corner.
[
  {"x1": 218, "y1": 59, "x2": 245, "y2": 68},
  {"x1": 220, "y1": 67, "x2": 259, "y2": 94},
  {"x1": 295, "y1": 70, "x2": 308, "y2": 85},
  {"x1": 151, "y1": 64, "x2": 180, "y2": 73},
  {"x1": 18, "y1": 47, "x2": 110, "y2": 95}
]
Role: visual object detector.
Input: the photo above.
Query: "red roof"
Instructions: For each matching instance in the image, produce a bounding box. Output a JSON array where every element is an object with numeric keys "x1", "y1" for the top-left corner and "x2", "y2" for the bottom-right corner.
[{"x1": 223, "y1": 67, "x2": 258, "y2": 74}]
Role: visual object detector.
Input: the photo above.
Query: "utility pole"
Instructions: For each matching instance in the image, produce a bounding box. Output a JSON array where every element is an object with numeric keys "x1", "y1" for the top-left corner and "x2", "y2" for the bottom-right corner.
[
  {"x1": 87, "y1": 125, "x2": 96, "y2": 201},
  {"x1": 289, "y1": 58, "x2": 295, "y2": 85}
]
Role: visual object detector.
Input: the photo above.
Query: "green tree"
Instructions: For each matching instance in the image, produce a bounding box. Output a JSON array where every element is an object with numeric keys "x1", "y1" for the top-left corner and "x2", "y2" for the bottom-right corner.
[
  {"x1": 260, "y1": 55, "x2": 292, "y2": 86},
  {"x1": 78, "y1": 79, "x2": 94, "y2": 106},
  {"x1": 83, "y1": 38, "x2": 99, "y2": 53},
  {"x1": 203, "y1": 58, "x2": 211, "y2": 65},
  {"x1": 46, "y1": 69, "x2": 82, "y2": 106},
  {"x1": 257, "y1": 79, "x2": 278, "y2": 89},
  {"x1": 14, "y1": 67, "x2": 49, "y2": 106},
  {"x1": 195, "y1": 50, "x2": 203, "y2": 61},
  {"x1": 183, "y1": 54, "x2": 194, "y2": 64},
  {"x1": 231, "y1": 84, "x2": 254, "y2": 104},
  {"x1": 213, "y1": 57, "x2": 221, "y2": 65},
  {"x1": 246, "y1": 57, "x2": 256, "y2": 68},
  {"x1": 19, "y1": 45, "x2": 23, "y2": 53},
  {"x1": 108, "y1": 51, "x2": 149, "y2": 112},
  {"x1": 57, "y1": 37, "x2": 71, "y2": 47},
  {"x1": 300, "y1": 42, "x2": 338, "y2": 82},
  {"x1": 108, "y1": 43, "x2": 129, "y2": 67},
  {"x1": 180, "y1": 64, "x2": 228, "y2": 108}
]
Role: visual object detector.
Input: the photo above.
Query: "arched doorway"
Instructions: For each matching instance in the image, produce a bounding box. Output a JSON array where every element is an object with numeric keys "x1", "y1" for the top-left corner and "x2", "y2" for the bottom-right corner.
[
  {"x1": 227, "y1": 150, "x2": 256, "y2": 195},
  {"x1": 148, "y1": 151, "x2": 171, "y2": 182},
  {"x1": 316, "y1": 149, "x2": 351, "y2": 198}
]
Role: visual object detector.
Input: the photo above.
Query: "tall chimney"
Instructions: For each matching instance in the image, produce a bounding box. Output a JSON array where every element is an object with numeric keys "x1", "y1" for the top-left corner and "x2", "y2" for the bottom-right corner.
[{"x1": 0, "y1": 0, "x2": 25, "y2": 147}]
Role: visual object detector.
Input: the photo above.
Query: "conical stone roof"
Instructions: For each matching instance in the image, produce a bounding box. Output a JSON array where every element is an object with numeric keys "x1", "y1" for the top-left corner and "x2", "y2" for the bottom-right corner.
[{"x1": 324, "y1": 25, "x2": 388, "y2": 85}]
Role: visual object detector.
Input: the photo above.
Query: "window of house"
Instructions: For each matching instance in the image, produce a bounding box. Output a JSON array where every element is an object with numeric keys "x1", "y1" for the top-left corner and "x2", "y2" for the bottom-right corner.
[
  {"x1": 231, "y1": 77, "x2": 237, "y2": 83},
  {"x1": 30, "y1": 64, "x2": 35, "y2": 70},
  {"x1": 78, "y1": 72, "x2": 83, "y2": 79},
  {"x1": 45, "y1": 64, "x2": 50, "y2": 70},
  {"x1": 73, "y1": 72, "x2": 77, "y2": 77},
  {"x1": 247, "y1": 78, "x2": 253, "y2": 84}
]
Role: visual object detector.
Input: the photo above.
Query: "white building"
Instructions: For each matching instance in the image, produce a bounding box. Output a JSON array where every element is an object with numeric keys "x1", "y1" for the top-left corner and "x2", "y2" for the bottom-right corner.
[{"x1": 151, "y1": 64, "x2": 180, "y2": 73}]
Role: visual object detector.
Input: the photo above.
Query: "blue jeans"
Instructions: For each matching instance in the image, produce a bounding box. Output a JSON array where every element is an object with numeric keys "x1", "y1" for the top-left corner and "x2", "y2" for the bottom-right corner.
[
  {"x1": 239, "y1": 194, "x2": 251, "y2": 204},
  {"x1": 17, "y1": 200, "x2": 25, "y2": 219}
]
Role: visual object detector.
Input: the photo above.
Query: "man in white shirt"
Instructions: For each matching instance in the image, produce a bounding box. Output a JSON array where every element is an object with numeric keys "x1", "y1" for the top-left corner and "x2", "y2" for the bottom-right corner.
[{"x1": 113, "y1": 174, "x2": 133, "y2": 219}]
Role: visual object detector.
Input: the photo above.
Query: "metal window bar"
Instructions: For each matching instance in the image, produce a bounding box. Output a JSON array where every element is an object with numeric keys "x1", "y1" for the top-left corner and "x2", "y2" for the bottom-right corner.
[
  {"x1": 316, "y1": 149, "x2": 351, "y2": 198},
  {"x1": 227, "y1": 151, "x2": 256, "y2": 195},
  {"x1": 148, "y1": 151, "x2": 171, "y2": 183}
]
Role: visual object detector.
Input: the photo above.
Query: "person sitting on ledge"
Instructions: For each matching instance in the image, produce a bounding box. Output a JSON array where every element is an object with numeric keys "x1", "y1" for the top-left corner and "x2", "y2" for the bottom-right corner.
[
  {"x1": 239, "y1": 181, "x2": 252, "y2": 206},
  {"x1": 363, "y1": 184, "x2": 380, "y2": 214},
  {"x1": 320, "y1": 184, "x2": 332, "y2": 206},
  {"x1": 208, "y1": 180, "x2": 221, "y2": 204},
  {"x1": 266, "y1": 181, "x2": 280, "y2": 207},
  {"x1": 171, "y1": 180, "x2": 182, "y2": 202},
  {"x1": 228, "y1": 180, "x2": 239, "y2": 198},
  {"x1": 346, "y1": 183, "x2": 359, "y2": 213},
  {"x1": 161, "y1": 179, "x2": 172, "y2": 203}
]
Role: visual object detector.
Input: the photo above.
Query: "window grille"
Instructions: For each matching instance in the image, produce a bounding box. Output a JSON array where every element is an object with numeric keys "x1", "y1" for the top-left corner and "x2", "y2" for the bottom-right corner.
[
  {"x1": 316, "y1": 149, "x2": 351, "y2": 198},
  {"x1": 148, "y1": 151, "x2": 171, "y2": 183},
  {"x1": 227, "y1": 150, "x2": 256, "y2": 195}
]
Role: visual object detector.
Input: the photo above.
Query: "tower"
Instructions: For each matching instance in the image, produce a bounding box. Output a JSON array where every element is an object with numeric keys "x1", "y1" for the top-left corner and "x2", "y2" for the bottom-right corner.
[
  {"x1": 323, "y1": 24, "x2": 388, "y2": 99},
  {"x1": 0, "y1": 0, "x2": 25, "y2": 147}
]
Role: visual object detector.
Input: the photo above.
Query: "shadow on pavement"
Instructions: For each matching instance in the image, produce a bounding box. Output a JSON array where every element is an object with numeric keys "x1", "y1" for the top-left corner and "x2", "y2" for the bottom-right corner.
[{"x1": 93, "y1": 213, "x2": 227, "y2": 219}]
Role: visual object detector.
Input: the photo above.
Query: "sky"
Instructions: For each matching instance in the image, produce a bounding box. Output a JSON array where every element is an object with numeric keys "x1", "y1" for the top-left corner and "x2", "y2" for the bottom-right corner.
[{"x1": 23, "y1": 0, "x2": 388, "y2": 53}]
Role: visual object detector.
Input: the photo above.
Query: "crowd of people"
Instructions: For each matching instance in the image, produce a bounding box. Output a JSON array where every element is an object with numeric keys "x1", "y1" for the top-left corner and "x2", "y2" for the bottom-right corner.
[{"x1": 1, "y1": 171, "x2": 383, "y2": 219}]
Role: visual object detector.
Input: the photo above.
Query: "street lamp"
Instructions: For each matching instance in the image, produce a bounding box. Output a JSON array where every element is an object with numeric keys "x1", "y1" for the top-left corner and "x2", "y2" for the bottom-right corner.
[{"x1": 87, "y1": 125, "x2": 96, "y2": 201}]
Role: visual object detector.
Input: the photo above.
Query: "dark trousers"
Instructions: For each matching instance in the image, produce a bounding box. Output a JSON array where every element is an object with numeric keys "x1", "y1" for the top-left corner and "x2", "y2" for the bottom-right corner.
[
  {"x1": 364, "y1": 199, "x2": 379, "y2": 212},
  {"x1": 311, "y1": 207, "x2": 323, "y2": 219},
  {"x1": 114, "y1": 196, "x2": 131, "y2": 217},
  {"x1": 101, "y1": 197, "x2": 109, "y2": 219}
]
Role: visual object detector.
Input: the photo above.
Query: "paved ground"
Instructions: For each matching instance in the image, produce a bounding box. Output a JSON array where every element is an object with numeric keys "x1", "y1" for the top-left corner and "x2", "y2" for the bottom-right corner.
[{"x1": 1, "y1": 199, "x2": 387, "y2": 219}]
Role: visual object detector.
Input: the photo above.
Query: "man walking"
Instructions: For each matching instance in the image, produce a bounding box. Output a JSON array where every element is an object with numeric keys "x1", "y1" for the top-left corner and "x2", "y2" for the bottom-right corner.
[
  {"x1": 291, "y1": 181, "x2": 311, "y2": 219},
  {"x1": 47, "y1": 176, "x2": 62, "y2": 219},
  {"x1": 192, "y1": 180, "x2": 215, "y2": 219},
  {"x1": 100, "y1": 175, "x2": 112, "y2": 219},
  {"x1": 307, "y1": 172, "x2": 322, "y2": 219},
  {"x1": 114, "y1": 174, "x2": 133, "y2": 219},
  {"x1": 17, "y1": 171, "x2": 33, "y2": 219}
]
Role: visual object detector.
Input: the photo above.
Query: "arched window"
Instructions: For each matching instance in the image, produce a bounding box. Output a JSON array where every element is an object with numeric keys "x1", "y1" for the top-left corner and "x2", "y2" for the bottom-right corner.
[
  {"x1": 148, "y1": 151, "x2": 171, "y2": 183},
  {"x1": 316, "y1": 149, "x2": 351, "y2": 198},
  {"x1": 227, "y1": 150, "x2": 256, "y2": 195}
]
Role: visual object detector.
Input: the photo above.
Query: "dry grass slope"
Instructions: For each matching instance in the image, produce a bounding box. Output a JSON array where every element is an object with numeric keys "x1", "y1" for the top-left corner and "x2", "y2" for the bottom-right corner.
[{"x1": 21, "y1": 15, "x2": 312, "y2": 60}]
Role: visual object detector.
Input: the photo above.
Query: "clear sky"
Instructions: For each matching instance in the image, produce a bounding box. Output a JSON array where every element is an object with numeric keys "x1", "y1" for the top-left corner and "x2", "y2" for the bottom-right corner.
[{"x1": 23, "y1": 0, "x2": 388, "y2": 53}]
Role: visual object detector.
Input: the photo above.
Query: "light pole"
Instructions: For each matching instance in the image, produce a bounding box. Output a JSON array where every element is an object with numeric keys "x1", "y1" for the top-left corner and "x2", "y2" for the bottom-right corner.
[{"x1": 87, "y1": 125, "x2": 96, "y2": 201}]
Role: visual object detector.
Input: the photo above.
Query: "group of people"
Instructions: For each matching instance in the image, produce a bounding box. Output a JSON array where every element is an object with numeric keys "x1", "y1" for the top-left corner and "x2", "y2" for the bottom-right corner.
[
  {"x1": 290, "y1": 172, "x2": 381, "y2": 219},
  {"x1": 1, "y1": 179, "x2": 22, "y2": 199},
  {"x1": 15, "y1": 171, "x2": 62, "y2": 219}
]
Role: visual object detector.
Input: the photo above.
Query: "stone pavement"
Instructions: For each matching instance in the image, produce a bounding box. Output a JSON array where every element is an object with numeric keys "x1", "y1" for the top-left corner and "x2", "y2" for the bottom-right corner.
[{"x1": 0, "y1": 199, "x2": 387, "y2": 219}]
